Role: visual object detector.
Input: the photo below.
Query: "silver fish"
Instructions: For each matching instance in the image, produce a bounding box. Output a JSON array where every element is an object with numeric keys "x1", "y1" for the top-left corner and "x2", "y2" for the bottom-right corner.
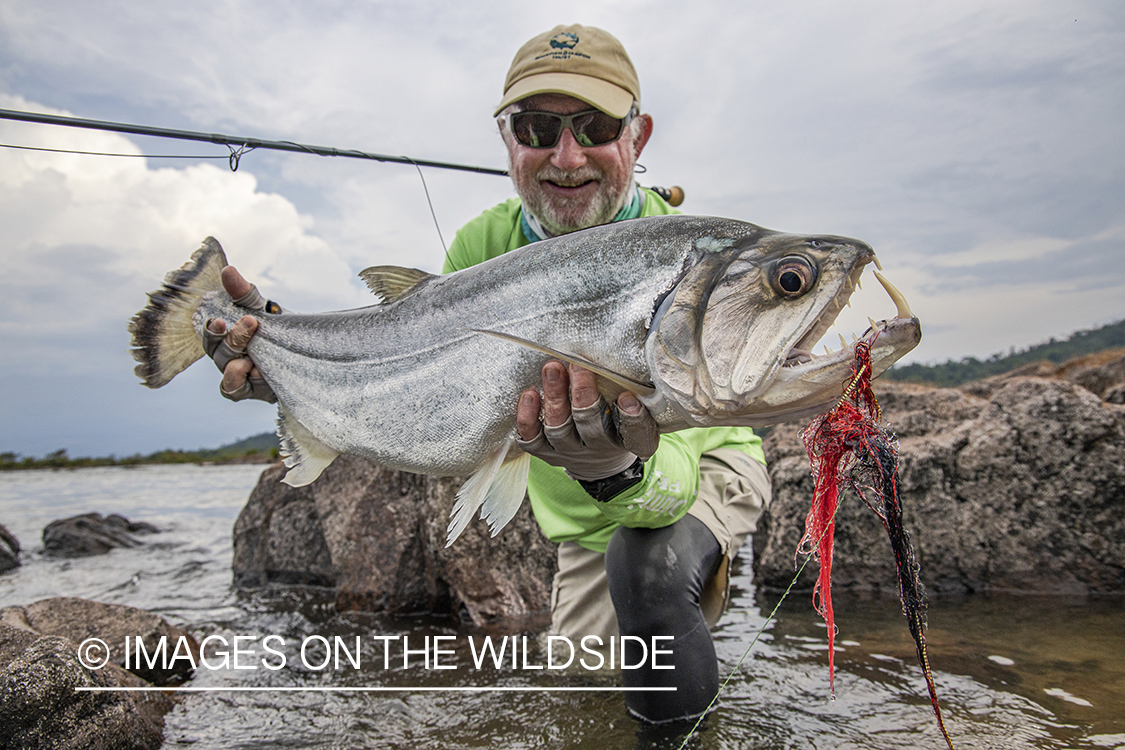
[{"x1": 129, "y1": 215, "x2": 920, "y2": 543}]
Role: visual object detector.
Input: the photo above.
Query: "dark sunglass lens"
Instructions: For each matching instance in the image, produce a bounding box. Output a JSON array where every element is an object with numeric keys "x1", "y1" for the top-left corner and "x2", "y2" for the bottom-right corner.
[
  {"x1": 513, "y1": 112, "x2": 563, "y2": 148},
  {"x1": 573, "y1": 111, "x2": 624, "y2": 146}
]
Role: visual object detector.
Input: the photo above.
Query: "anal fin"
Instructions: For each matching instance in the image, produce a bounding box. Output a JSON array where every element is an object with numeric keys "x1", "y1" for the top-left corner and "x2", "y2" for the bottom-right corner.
[
  {"x1": 277, "y1": 403, "x2": 340, "y2": 486},
  {"x1": 446, "y1": 441, "x2": 530, "y2": 546}
]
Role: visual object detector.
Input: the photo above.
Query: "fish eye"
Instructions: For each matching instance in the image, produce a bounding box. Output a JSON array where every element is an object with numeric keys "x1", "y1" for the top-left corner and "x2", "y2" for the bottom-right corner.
[{"x1": 773, "y1": 256, "x2": 817, "y2": 297}]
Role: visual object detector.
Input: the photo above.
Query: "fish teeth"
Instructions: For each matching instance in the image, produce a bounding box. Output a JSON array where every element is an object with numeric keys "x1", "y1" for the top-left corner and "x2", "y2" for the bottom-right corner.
[
  {"x1": 868, "y1": 316, "x2": 879, "y2": 330},
  {"x1": 839, "y1": 334, "x2": 848, "y2": 349},
  {"x1": 874, "y1": 271, "x2": 913, "y2": 319}
]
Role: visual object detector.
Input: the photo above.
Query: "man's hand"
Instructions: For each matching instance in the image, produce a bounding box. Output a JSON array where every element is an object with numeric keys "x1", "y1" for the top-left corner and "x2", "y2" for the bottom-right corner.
[
  {"x1": 203, "y1": 266, "x2": 277, "y2": 403},
  {"x1": 515, "y1": 361, "x2": 659, "y2": 483}
]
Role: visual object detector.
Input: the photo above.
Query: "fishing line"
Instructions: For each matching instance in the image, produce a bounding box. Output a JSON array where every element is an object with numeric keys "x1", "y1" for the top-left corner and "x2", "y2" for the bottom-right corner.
[
  {"x1": 1, "y1": 108, "x2": 686, "y2": 250},
  {"x1": 1, "y1": 137, "x2": 446, "y2": 251},
  {"x1": 675, "y1": 504, "x2": 841, "y2": 749},
  {"x1": 0, "y1": 142, "x2": 231, "y2": 161},
  {"x1": 405, "y1": 157, "x2": 447, "y2": 253},
  {"x1": 0, "y1": 108, "x2": 511, "y2": 175}
]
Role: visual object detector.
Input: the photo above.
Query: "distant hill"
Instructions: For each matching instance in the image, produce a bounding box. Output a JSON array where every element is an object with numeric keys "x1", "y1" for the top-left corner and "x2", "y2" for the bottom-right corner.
[
  {"x1": 210, "y1": 432, "x2": 279, "y2": 456},
  {"x1": 885, "y1": 318, "x2": 1125, "y2": 387},
  {"x1": 1, "y1": 432, "x2": 280, "y2": 471}
]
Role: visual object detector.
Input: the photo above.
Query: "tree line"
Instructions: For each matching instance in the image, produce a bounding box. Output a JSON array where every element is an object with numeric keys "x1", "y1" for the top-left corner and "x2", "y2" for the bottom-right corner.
[{"x1": 884, "y1": 318, "x2": 1125, "y2": 387}]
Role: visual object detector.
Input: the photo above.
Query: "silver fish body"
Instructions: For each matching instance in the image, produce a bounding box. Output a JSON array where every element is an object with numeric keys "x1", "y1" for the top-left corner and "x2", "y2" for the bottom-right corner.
[{"x1": 130, "y1": 215, "x2": 920, "y2": 542}]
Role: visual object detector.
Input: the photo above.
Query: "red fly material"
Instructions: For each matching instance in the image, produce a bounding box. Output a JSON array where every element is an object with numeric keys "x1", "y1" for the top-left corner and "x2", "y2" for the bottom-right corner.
[{"x1": 798, "y1": 339, "x2": 955, "y2": 750}]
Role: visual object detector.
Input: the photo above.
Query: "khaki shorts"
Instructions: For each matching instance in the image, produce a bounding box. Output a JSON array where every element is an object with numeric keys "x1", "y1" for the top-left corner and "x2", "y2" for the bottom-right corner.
[{"x1": 549, "y1": 449, "x2": 772, "y2": 642}]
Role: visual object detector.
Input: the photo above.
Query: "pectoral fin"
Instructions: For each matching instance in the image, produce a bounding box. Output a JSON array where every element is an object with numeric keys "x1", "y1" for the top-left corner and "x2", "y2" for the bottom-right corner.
[
  {"x1": 277, "y1": 403, "x2": 339, "y2": 486},
  {"x1": 446, "y1": 441, "x2": 530, "y2": 546},
  {"x1": 472, "y1": 329, "x2": 656, "y2": 398}
]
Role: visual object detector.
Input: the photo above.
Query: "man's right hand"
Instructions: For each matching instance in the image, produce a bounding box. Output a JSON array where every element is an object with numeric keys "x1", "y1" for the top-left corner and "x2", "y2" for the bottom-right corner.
[{"x1": 203, "y1": 266, "x2": 277, "y2": 403}]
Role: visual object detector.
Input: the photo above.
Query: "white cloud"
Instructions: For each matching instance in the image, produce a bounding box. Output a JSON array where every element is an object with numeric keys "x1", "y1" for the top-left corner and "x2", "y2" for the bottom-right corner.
[
  {"x1": 1, "y1": 1, "x2": 1123, "y2": 456},
  {"x1": 0, "y1": 95, "x2": 370, "y2": 456},
  {"x1": 0, "y1": 94, "x2": 366, "y2": 311}
]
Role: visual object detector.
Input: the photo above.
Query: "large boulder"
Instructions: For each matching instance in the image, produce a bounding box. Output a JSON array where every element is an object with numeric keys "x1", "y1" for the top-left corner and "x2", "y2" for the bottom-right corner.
[
  {"x1": 233, "y1": 457, "x2": 558, "y2": 627},
  {"x1": 0, "y1": 598, "x2": 189, "y2": 750},
  {"x1": 0, "y1": 524, "x2": 18, "y2": 573},
  {"x1": 2, "y1": 597, "x2": 200, "y2": 686},
  {"x1": 754, "y1": 371, "x2": 1125, "y2": 595},
  {"x1": 42, "y1": 513, "x2": 160, "y2": 558}
]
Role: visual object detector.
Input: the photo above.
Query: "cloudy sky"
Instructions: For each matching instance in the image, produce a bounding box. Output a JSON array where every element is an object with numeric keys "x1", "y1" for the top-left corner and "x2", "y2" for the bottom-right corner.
[{"x1": 2, "y1": 1, "x2": 1122, "y2": 459}]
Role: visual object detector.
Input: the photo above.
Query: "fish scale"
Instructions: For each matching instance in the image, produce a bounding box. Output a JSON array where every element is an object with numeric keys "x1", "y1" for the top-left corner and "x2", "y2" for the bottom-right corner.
[{"x1": 130, "y1": 215, "x2": 921, "y2": 544}]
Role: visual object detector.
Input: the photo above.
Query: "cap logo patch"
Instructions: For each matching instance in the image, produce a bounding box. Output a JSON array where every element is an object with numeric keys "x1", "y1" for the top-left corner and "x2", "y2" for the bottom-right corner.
[
  {"x1": 549, "y1": 32, "x2": 578, "y2": 49},
  {"x1": 537, "y1": 32, "x2": 590, "y2": 62}
]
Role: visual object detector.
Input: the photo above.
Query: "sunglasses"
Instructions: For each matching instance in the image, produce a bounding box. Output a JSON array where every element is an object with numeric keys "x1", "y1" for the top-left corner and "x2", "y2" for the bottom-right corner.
[{"x1": 507, "y1": 109, "x2": 635, "y2": 149}]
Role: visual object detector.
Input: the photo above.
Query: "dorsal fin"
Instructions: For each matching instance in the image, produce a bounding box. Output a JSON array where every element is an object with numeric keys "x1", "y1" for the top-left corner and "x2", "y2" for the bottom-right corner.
[
  {"x1": 358, "y1": 265, "x2": 436, "y2": 302},
  {"x1": 471, "y1": 329, "x2": 657, "y2": 398}
]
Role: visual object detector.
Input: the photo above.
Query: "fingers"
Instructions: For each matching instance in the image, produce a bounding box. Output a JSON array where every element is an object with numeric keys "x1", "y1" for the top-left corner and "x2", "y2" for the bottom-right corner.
[
  {"x1": 568, "y1": 365, "x2": 600, "y2": 409},
  {"x1": 221, "y1": 266, "x2": 253, "y2": 300},
  {"x1": 516, "y1": 389, "x2": 542, "y2": 441},
  {"x1": 616, "y1": 392, "x2": 660, "y2": 460},
  {"x1": 221, "y1": 358, "x2": 253, "y2": 397},
  {"x1": 226, "y1": 315, "x2": 259, "y2": 350},
  {"x1": 541, "y1": 361, "x2": 571, "y2": 428}
]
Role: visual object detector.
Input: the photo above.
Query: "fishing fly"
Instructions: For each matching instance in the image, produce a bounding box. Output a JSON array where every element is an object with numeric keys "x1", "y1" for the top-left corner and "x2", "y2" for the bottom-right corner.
[{"x1": 800, "y1": 336, "x2": 956, "y2": 749}]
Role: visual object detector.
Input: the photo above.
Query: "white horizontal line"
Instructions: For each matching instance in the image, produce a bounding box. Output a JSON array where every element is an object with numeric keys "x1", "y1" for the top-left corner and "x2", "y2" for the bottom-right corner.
[{"x1": 77, "y1": 686, "x2": 676, "y2": 693}]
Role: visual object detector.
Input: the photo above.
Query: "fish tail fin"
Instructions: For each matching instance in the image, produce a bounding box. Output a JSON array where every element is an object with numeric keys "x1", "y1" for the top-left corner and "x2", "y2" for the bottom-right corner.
[
  {"x1": 277, "y1": 403, "x2": 340, "y2": 486},
  {"x1": 128, "y1": 237, "x2": 227, "y2": 388},
  {"x1": 446, "y1": 442, "x2": 529, "y2": 547}
]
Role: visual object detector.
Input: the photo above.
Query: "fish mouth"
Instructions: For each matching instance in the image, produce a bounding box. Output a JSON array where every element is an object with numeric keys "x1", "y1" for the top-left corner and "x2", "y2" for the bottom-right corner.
[{"x1": 781, "y1": 257, "x2": 918, "y2": 373}]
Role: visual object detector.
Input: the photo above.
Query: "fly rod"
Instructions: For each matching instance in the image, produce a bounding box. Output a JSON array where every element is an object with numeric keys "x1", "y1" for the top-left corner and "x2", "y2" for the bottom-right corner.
[{"x1": 0, "y1": 107, "x2": 685, "y2": 204}]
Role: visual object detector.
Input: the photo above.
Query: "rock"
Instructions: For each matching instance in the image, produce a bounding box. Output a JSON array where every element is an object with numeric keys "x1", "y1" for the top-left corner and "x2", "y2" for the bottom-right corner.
[
  {"x1": 0, "y1": 598, "x2": 189, "y2": 750},
  {"x1": 753, "y1": 374, "x2": 1125, "y2": 595},
  {"x1": 958, "y1": 348, "x2": 1125, "y2": 401},
  {"x1": 0, "y1": 629, "x2": 169, "y2": 750},
  {"x1": 233, "y1": 456, "x2": 558, "y2": 627},
  {"x1": 0, "y1": 524, "x2": 18, "y2": 573},
  {"x1": 1057, "y1": 349, "x2": 1125, "y2": 403},
  {"x1": 42, "y1": 513, "x2": 159, "y2": 557},
  {"x1": 1, "y1": 597, "x2": 199, "y2": 686}
]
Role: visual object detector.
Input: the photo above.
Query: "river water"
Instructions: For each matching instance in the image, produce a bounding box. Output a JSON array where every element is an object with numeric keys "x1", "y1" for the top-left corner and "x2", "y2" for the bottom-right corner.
[{"x1": 1, "y1": 464, "x2": 1122, "y2": 749}]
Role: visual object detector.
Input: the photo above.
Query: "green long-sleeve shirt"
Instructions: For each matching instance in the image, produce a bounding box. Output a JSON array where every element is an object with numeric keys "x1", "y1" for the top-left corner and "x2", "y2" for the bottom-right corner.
[{"x1": 442, "y1": 189, "x2": 765, "y2": 553}]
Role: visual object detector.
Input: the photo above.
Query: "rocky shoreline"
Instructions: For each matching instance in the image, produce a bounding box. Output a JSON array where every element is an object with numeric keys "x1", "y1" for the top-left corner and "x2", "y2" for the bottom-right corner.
[
  {"x1": 753, "y1": 356, "x2": 1125, "y2": 595},
  {"x1": 0, "y1": 598, "x2": 197, "y2": 750},
  {"x1": 2, "y1": 350, "x2": 1122, "y2": 748}
]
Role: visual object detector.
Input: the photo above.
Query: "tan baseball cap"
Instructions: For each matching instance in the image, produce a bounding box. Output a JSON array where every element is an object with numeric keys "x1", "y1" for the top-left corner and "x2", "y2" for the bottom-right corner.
[{"x1": 494, "y1": 24, "x2": 641, "y2": 119}]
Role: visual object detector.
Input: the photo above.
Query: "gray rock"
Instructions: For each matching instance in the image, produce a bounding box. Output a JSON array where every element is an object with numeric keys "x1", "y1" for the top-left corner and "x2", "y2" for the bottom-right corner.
[
  {"x1": 0, "y1": 597, "x2": 188, "y2": 750},
  {"x1": 753, "y1": 373, "x2": 1125, "y2": 595},
  {"x1": 1, "y1": 597, "x2": 199, "y2": 686},
  {"x1": 42, "y1": 512, "x2": 159, "y2": 557},
  {"x1": 961, "y1": 349, "x2": 1125, "y2": 401},
  {"x1": 0, "y1": 524, "x2": 18, "y2": 573},
  {"x1": 233, "y1": 456, "x2": 557, "y2": 627}
]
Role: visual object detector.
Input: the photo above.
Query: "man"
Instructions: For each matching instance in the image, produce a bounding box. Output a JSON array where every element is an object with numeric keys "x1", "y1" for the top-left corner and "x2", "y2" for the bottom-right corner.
[{"x1": 206, "y1": 24, "x2": 770, "y2": 725}]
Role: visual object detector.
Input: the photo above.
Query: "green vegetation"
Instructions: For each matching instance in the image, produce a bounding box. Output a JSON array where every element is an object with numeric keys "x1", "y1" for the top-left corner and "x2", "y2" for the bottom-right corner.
[
  {"x1": 885, "y1": 318, "x2": 1125, "y2": 387},
  {"x1": 0, "y1": 434, "x2": 280, "y2": 471}
]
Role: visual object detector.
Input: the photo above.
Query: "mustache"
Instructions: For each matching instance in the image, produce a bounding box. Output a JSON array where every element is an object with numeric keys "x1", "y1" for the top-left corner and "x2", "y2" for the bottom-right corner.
[{"x1": 536, "y1": 166, "x2": 603, "y2": 186}]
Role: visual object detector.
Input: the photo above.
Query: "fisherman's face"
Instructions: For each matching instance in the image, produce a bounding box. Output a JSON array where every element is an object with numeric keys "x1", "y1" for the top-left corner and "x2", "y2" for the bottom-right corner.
[{"x1": 503, "y1": 93, "x2": 652, "y2": 236}]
